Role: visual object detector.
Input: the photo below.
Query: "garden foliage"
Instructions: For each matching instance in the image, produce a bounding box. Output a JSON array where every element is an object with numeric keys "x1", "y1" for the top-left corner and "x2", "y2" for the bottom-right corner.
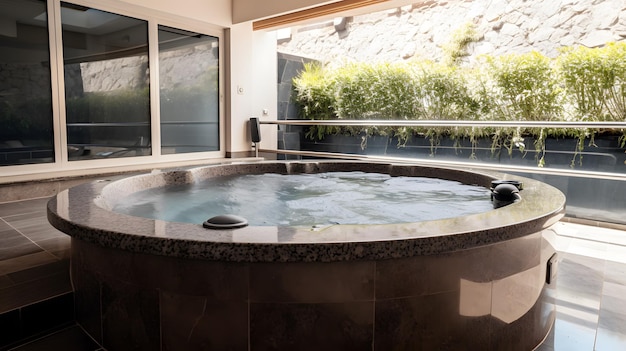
[{"x1": 292, "y1": 41, "x2": 626, "y2": 166}]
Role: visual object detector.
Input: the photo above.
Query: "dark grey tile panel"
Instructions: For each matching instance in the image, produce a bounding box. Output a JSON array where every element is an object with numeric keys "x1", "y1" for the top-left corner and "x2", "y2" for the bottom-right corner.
[
  {"x1": 160, "y1": 291, "x2": 248, "y2": 351},
  {"x1": 250, "y1": 301, "x2": 374, "y2": 351}
]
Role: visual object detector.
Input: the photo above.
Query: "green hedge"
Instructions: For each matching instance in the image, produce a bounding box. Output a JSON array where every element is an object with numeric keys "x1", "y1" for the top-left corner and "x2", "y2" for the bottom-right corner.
[{"x1": 292, "y1": 42, "x2": 626, "y2": 166}]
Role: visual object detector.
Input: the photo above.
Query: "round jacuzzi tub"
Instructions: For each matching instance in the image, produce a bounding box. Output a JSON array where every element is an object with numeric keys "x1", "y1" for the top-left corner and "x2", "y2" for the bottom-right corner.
[{"x1": 47, "y1": 160, "x2": 565, "y2": 350}]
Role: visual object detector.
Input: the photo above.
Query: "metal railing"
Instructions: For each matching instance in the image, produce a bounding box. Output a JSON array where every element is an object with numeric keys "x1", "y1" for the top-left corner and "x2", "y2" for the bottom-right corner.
[{"x1": 261, "y1": 119, "x2": 626, "y2": 129}]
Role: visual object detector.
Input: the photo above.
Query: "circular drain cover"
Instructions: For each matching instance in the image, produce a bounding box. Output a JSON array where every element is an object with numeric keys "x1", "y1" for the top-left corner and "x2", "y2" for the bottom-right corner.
[{"x1": 203, "y1": 214, "x2": 248, "y2": 229}]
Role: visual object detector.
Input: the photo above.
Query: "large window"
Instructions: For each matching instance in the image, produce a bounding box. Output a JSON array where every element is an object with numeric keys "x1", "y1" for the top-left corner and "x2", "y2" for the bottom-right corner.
[
  {"x1": 2, "y1": 0, "x2": 223, "y2": 171},
  {"x1": 158, "y1": 26, "x2": 219, "y2": 154},
  {"x1": 0, "y1": 0, "x2": 54, "y2": 166},
  {"x1": 61, "y1": 3, "x2": 151, "y2": 160}
]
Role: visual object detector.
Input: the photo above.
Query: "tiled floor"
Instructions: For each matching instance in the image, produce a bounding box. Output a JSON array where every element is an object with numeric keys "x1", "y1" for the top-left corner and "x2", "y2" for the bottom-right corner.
[
  {"x1": 0, "y1": 195, "x2": 625, "y2": 350},
  {"x1": 538, "y1": 221, "x2": 626, "y2": 351},
  {"x1": 0, "y1": 197, "x2": 71, "y2": 314}
]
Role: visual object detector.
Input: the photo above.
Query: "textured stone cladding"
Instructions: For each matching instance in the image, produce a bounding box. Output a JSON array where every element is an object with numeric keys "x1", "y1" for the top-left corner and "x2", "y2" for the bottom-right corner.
[{"x1": 278, "y1": 0, "x2": 626, "y2": 65}]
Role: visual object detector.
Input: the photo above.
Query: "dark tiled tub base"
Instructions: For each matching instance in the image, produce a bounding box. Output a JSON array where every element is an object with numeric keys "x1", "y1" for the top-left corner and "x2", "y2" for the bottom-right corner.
[{"x1": 72, "y1": 230, "x2": 556, "y2": 351}]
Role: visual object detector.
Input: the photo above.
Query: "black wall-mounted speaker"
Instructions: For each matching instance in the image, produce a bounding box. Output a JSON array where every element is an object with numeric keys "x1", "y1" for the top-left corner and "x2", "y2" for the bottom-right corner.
[{"x1": 250, "y1": 117, "x2": 261, "y2": 143}]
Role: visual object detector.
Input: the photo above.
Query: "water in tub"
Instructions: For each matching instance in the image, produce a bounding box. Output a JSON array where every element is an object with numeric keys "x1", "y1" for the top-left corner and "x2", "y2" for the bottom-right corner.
[{"x1": 113, "y1": 172, "x2": 493, "y2": 227}]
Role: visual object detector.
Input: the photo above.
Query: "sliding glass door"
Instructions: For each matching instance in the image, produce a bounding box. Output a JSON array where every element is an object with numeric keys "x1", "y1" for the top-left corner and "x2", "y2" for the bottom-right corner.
[
  {"x1": 61, "y1": 2, "x2": 151, "y2": 160},
  {"x1": 0, "y1": 0, "x2": 54, "y2": 166},
  {"x1": 158, "y1": 26, "x2": 219, "y2": 155},
  {"x1": 2, "y1": 0, "x2": 223, "y2": 171}
]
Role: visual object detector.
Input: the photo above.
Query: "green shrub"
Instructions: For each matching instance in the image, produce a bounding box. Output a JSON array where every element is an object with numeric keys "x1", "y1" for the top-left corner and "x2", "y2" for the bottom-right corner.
[
  {"x1": 558, "y1": 42, "x2": 626, "y2": 122},
  {"x1": 291, "y1": 42, "x2": 626, "y2": 167},
  {"x1": 481, "y1": 51, "x2": 565, "y2": 165},
  {"x1": 293, "y1": 61, "x2": 481, "y2": 145},
  {"x1": 292, "y1": 62, "x2": 340, "y2": 139},
  {"x1": 333, "y1": 62, "x2": 418, "y2": 120},
  {"x1": 484, "y1": 51, "x2": 563, "y2": 122}
]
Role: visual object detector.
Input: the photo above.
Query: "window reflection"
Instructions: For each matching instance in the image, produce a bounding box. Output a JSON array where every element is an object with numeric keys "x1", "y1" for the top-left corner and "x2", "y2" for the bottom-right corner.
[
  {"x1": 0, "y1": 0, "x2": 54, "y2": 166},
  {"x1": 158, "y1": 26, "x2": 219, "y2": 154},
  {"x1": 61, "y1": 3, "x2": 151, "y2": 160}
]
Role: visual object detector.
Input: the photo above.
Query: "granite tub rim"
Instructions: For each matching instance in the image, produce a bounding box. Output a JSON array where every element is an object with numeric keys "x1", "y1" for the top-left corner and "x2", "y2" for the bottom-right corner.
[{"x1": 46, "y1": 161, "x2": 566, "y2": 263}]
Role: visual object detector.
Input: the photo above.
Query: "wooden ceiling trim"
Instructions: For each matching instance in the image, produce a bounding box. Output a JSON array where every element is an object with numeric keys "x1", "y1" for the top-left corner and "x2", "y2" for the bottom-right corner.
[{"x1": 252, "y1": 0, "x2": 389, "y2": 30}]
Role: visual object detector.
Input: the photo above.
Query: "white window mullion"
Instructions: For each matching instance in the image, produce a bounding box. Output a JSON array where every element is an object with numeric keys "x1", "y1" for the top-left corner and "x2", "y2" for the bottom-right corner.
[
  {"x1": 48, "y1": 0, "x2": 69, "y2": 166},
  {"x1": 148, "y1": 20, "x2": 162, "y2": 158}
]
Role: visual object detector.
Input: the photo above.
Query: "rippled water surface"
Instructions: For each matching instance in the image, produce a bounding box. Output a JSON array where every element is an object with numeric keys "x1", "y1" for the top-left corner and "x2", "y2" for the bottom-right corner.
[{"x1": 113, "y1": 172, "x2": 493, "y2": 226}]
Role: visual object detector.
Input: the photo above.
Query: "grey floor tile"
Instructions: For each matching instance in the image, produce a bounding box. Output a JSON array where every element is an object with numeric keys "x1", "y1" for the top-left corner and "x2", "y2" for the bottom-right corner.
[
  {"x1": 6, "y1": 260, "x2": 69, "y2": 285},
  {"x1": 49, "y1": 248, "x2": 70, "y2": 260},
  {"x1": 5, "y1": 212, "x2": 57, "y2": 227},
  {"x1": 18, "y1": 228, "x2": 65, "y2": 243},
  {"x1": 0, "y1": 270, "x2": 72, "y2": 313},
  {"x1": 4, "y1": 212, "x2": 50, "y2": 224},
  {"x1": 8, "y1": 325, "x2": 101, "y2": 351},
  {"x1": 550, "y1": 318, "x2": 598, "y2": 351},
  {"x1": 0, "y1": 198, "x2": 50, "y2": 218},
  {"x1": 0, "y1": 251, "x2": 58, "y2": 276},
  {"x1": 0, "y1": 274, "x2": 14, "y2": 289},
  {"x1": 594, "y1": 327, "x2": 626, "y2": 351},
  {"x1": 5, "y1": 219, "x2": 66, "y2": 242},
  {"x1": 597, "y1": 307, "x2": 626, "y2": 334},
  {"x1": 35, "y1": 236, "x2": 71, "y2": 259},
  {"x1": 0, "y1": 219, "x2": 12, "y2": 231},
  {"x1": 557, "y1": 255, "x2": 605, "y2": 294},
  {"x1": 553, "y1": 300, "x2": 599, "y2": 330},
  {"x1": 602, "y1": 282, "x2": 626, "y2": 301},
  {"x1": 604, "y1": 260, "x2": 626, "y2": 286},
  {"x1": 0, "y1": 242, "x2": 43, "y2": 261},
  {"x1": 34, "y1": 236, "x2": 70, "y2": 252},
  {"x1": 0, "y1": 229, "x2": 30, "y2": 242},
  {"x1": 538, "y1": 223, "x2": 626, "y2": 351}
]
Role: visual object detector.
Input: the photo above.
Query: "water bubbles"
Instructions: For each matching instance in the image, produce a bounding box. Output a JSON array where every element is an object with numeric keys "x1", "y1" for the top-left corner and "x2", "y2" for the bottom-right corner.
[{"x1": 114, "y1": 172, "x2": 493, "y2": 227}]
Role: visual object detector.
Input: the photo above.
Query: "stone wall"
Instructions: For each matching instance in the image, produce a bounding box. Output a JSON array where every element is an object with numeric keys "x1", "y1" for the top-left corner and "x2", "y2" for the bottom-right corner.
[{"x1": 277, "y1": 0, "x2": 626, "y2": 65}]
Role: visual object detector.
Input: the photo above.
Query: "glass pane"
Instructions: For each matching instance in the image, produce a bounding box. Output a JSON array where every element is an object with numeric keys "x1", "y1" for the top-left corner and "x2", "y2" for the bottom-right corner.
[
  {"x1": 0, "y1": 0, "x2": 54, "y2": 166},
  {"x1": 61, "y1": 3, "x2": 150, "y2": 160},
  {"x1": 158, "y1": 26, "x2": 219, "y2": 154}
]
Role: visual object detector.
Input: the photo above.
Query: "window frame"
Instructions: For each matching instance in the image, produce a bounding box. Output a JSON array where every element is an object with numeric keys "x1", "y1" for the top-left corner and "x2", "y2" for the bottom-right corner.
[{"x1": 2, "y1": 0, "x2": 224, "y2": 178}]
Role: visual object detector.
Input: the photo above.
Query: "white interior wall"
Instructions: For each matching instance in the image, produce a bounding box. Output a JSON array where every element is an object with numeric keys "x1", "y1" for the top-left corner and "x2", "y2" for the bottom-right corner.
[
  {"x1": 251, "y1": 30, "x2": 278, "y2": 153},
  {"x1": 119, "y1": 0, "x2": 232, "y2": 26},
  {"x1": 226, "y1": 23, "x2": 278, "y2": 156},
  {"x1": 226, "y1": 22, "x2": 254, "y2": 156}
]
